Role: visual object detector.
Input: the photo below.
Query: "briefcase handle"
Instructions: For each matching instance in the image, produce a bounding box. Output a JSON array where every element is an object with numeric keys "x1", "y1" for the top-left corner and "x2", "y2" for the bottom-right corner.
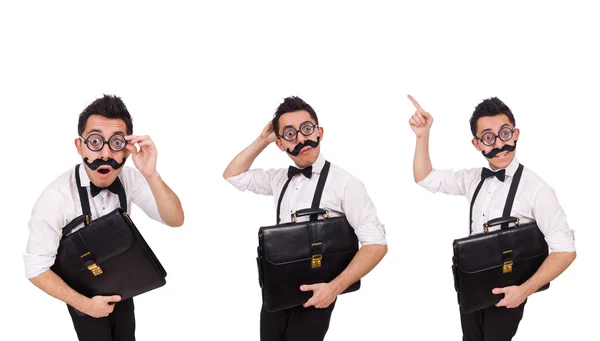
[
  {"x1": 291, "y1": 208, "x2": 330, "y2": 223},
  {"x1": 483, "y1": 216, "x2": 521, "y2": 233}
]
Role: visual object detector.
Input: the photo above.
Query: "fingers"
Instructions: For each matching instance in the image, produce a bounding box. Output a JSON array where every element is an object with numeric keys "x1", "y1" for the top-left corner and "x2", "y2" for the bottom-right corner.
[
  {"x1": 416, "y1": 111, "x2": 426, "y2": 125},
  {"x1": 303, "y1": 297, "x2": 316, "y2": 308},
  {"x1": 261, "y1": 122, "x2": 276, "y2": 140},
  {"x1": 409, "y1": 112, "x2": 428, "y2": 127},
  {"x1": 135, "y1": 140, "x2": 156, "y2": 151},
  {"x1": 125, "y1": 144, "x2": 138, "y2": 156},
  {"x1": 495, "y1": 298, "x2": 507, "y2": 307},
  {"x1": 108, "y1": 295, "x2": 122, "y2": 303},
  {"x1": 125, "y1": 136, "x2": 157, "y2": 155},
  {"x1": 300, "y1": 284, "x2": 315, "y2": 292},
  {"x1": 407, "y1": 94, "x2": 425, "y2": 112},
  {"x1": 125, "y1": 135, "x2": 155, "y2": 147},
  {"x1": 409, "y1": 117, "x2": 419, "y2": 127},
  {"x1": 492, "y1": 288, "x2": 505, "y2": 295}
]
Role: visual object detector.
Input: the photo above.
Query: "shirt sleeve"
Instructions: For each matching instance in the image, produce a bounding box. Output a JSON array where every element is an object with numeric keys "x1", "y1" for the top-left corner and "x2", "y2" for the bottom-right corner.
[
  {"x1": 532, "y1": 184, "x2": 576, "y2": 252},
  {"x1": 23, "y1": 189, "x2": 66, "y2": 279},
  {"x1": 417, "y1": 168, "x2": 472, "y2": 196},
  {"x1": 341, "y1": 177, "x2": 387, "y2": 245},
  {"x1": 225, "y1": 168, "x2": 279, "y2": 196},
  {"x1": 129, "y1": 171, "x2": 164, "y2": 224}
]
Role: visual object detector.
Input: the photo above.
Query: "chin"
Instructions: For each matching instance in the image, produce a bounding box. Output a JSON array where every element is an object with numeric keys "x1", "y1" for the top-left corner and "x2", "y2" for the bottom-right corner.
[
  {"x1": 292, "y1": 151, "x2": 318, "y2": 168},
  {"x1": 489, "y1": 154, "x2": 514, "y2": 169}
]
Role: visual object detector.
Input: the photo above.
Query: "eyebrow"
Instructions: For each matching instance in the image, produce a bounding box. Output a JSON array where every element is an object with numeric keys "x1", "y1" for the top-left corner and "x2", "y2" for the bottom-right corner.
[
  {"x1": 85, "y1": 129, "x2": 126, "y2": 137},
  {"x1": 282, "y1": 121, "x2": 316, "y2": 130},
  {"x1": 481, "y1": 124, "x2": 511, "y2": 134}
]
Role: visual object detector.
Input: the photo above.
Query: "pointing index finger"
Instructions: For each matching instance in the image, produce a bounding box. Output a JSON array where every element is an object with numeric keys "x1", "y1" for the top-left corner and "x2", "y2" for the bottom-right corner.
[{"x1": 407, "y1": 94, "x2": 426, "y2": 112}]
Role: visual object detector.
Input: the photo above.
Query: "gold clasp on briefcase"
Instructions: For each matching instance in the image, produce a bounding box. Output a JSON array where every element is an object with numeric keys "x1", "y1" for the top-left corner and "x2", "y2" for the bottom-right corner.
[
  {"x1": 311, "y1": 242, "x2": 323, "y2": 268},
  {"x1": 87, "y1": 263, "x2": 104, "y2": 276},
  {"x1": 503, "y1": 261, "x2": 513, "y2": 273},
  {"x1": 502, "y1": 250, "x2": 513, "y2": 273},
  {"x1": 81, "y1": 252, "x2": 103, "y2": 276},
  {"x1": 311, "y1": 254, "x2": 322, "y2": 268}
]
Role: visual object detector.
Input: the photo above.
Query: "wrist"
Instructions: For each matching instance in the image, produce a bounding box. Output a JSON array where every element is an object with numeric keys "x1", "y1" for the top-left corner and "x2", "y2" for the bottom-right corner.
[
  {"x1": 71, "y1": 296, "x2": 91, "y2": 313},
  {"x1": 254, "y1": 136, "x2": 273, "y2": 149},
  {"x1": 521, "y1": 281, "x2": 537, "y2": 297},
  {"x1": 144, "y1": 172, "x2": 162, "y2": 184},
  {"x1": 329, "y1": 277, "x2": 347, "y2": 296},
  {"x1": 416, "y1": 131, "x2": 431, "y2": 139}
]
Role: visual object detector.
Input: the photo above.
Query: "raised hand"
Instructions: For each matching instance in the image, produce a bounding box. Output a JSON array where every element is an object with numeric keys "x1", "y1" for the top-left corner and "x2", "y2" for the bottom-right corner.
[
  {"x1": 407, "y1": 94, "x2": 434, "y2": 137},
  {"x1": 259, "y1": 121, "x2": 277, "y2": 144},
  {"x1": 124, "y1": 135, "x2": 158, "y2": 178}
]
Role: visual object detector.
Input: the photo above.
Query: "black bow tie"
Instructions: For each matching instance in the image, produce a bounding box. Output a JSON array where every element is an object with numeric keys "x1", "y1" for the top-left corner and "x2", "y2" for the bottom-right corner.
[
  {"x1": 288, "y1": 165, "x2": 313, "y2": 179},
  {"x1": 481, "y1": 167, "x2": 506, "y2": 182},
  {"x1": 90, "y1": 180, "x2": 121, "y2": 197}
]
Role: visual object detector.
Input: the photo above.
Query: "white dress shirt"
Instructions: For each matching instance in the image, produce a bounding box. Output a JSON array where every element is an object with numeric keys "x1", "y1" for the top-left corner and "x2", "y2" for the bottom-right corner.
[
  {"x1": 418, "y1": 157, "x2": 575, "y2": 252},
  {"x1": 226, "y1": 153, "x2": 387, "y2": 245},
  {"x1": 24, "y1": 164, "x2": 164, "y2": 279}
]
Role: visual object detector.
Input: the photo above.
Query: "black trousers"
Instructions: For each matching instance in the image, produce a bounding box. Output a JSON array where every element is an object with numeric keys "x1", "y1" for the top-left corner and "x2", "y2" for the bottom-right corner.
[
  {"x1": 460, "y1": 300, "x2": 526, "y2": 341},
  {"x1": 67, "y1": 298, "x2": 136, "y2": 341},
  {"x1": 260, "y1": 300, "x2": 336, "y2": 341}
]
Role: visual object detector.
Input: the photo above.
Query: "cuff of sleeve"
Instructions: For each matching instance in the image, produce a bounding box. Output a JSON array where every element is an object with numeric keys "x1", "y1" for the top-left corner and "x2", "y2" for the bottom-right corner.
[
  {"x1": 545, "y1": 229, "x2": 576, "y2": 252},
  {"x1": 24, "y1": 253, "x2": 54, "y2": 279},
  {"x1": 356, "y1": 223, "x2": 387, "y2": 245},
  {"x1": 417, "y1": 169, "x2": 437, "y2": 192},
  {"x1": 225, "y1": 173, "x2": 248, "y2": 191}
]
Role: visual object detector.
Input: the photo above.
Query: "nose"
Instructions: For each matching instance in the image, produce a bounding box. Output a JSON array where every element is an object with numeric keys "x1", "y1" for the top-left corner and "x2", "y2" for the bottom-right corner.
[
  {"x1": 493, "y1": 135, "x2": 505, "y2": 149},
  {"x1": 99, "y1": 143, "x2": 112, "y2": 160},
  {"x1": 295, "y1": 131, "x2": 307, "y2": 144}
]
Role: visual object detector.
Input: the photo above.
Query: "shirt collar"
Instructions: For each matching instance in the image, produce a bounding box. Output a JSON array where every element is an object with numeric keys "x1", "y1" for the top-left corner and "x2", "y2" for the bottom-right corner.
[
  {"x1": 489, "y1": 157, "x2": 520, "y2": 178},
  {"x1": 293, "y1": 153, "x2": 326, "y2": 175},
  {"x1": 311, "y1": 153, "x2": 326, "y2": 174}
]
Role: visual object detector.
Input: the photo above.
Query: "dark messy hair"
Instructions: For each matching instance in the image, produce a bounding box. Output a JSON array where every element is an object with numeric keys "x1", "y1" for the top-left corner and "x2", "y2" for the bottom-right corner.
[
  {"x1": 272, "y1": 96, "x2": 319, "y2": 136},
  {"x1": 469, "y1": 97, "x2": 516, "y2": 137},
  {"x1": 77, "y1": 94, "x2": 133, "y2": 136}
]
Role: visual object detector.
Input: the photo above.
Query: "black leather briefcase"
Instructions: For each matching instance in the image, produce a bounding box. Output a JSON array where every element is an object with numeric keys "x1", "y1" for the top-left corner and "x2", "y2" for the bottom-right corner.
[
  {"x1": 256, "y1": 160, "x2": 360, "y2": 312},
  {"x1": 451, "y1": 163, "x2": 549, "y2": 314},
  {"x1": 52, "y1": 208, "x2": 167, "y2": 300},
  {"x1": 51, "y1": 165, "x2": 167, "y2": 301},
  {"x1": 452, "y1": 216, "x2": 549, "y2": 314},
  {"x1": 257, "y1": 208, "x2": 360, "y2": 312}
]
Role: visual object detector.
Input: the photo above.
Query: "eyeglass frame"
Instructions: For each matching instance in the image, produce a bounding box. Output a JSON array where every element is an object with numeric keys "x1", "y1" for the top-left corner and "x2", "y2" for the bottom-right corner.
[
  {"x1": 79, "y1": 133, "x2": 128, "y2": 152},
  {"x1": 474, "y1": 126, "x2": 516, "y2": 146},
  {"x1": 277, "y1": 121, "x2": 319, "y2": 142}
]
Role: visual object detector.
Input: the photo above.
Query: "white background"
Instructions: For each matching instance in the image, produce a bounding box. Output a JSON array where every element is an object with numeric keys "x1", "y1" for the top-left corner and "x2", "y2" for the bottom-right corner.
[{"x1": 1, "y1": 1, "x2": 598, "y2": 340}]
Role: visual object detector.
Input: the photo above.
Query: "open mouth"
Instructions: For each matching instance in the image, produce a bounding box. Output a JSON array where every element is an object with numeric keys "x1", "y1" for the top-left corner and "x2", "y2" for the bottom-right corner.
[
  {"x1": 495, "y1": 151, "x2": 509, "y2": 158},
  {"x1": 98, "y1": 168, "x2": 110, "y2": 175}
]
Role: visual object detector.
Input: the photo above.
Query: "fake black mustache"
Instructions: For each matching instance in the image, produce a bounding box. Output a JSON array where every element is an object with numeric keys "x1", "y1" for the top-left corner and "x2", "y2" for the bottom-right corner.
[
  {"x1": 482, "y1": 141, "x2": 517, "y2": 158},
  {"x1": 286, "y1": 137, "x2": 320, "y2": 156},
  {"x1": 84, "y1": 157, "x2": 127, "y2": 170}
]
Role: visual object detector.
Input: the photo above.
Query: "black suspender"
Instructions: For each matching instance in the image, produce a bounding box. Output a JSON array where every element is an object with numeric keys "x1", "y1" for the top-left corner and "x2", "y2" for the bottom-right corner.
[
  {"x1": 276, "y1": 161, "x2": 331, "y2": 224},
  {"x1": 469, "y1": 164, "x2": 524, "y2": 234},
  {"x1": 64, "y1": 164, "x2": 127, "y2": 236}
]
